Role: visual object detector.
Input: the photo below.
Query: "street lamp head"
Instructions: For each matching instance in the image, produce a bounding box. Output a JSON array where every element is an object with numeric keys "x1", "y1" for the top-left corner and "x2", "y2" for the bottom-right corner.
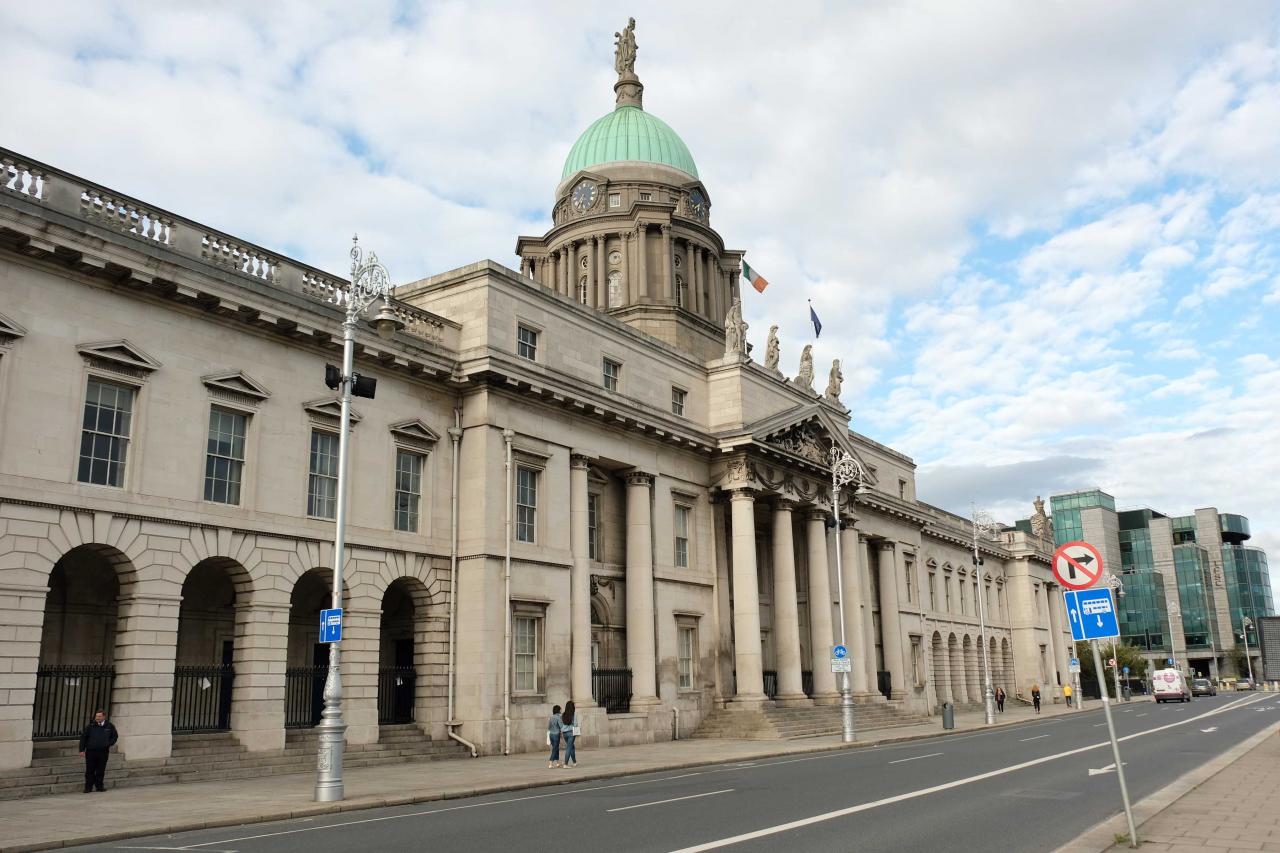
[{"x1": 371, "y1": 301, "x2": 403, "y2": 341}]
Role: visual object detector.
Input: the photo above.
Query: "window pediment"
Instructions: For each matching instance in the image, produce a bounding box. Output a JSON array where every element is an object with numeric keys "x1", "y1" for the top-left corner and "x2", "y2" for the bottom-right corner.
[
  {"x1": 76, "y1": 339, "x2": 161, "y2": 375},
  {"x1": 303, "y1": 397, "x2": 362, "y2": 425},
  {"x1": 389, "y1": 418, "x2": 440, "y2": 450},
  {"x1": 202, "y1": 370, "x2": 271, "y2": 404},
  {"x1": 0, "y1": 311, "x2": 27, "y2": 344}
]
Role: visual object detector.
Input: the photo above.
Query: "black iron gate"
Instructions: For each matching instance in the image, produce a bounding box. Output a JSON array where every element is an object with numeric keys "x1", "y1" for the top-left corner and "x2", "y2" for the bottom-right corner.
[
  {"x1": 592, "y1": 668, "x2": 632, "y2": 714},
  {"x1": 877, "y1": 670, "x2": 892, "y2": 699},
  {"x1": 285, "y1": 665, "x2": 326, "y2": 728},
  {"x1": 763, "y1": 670, "x2": 778, "y2": 699},
  {"x1": 377, "y1": 666, "x2": 416, "y2": 724},
  {"x1": 172, "y1": 664, "x2": 234, "y2": 732},
  {"x1": 32, "y1": 665, "x2": 115, "y2": 739}
]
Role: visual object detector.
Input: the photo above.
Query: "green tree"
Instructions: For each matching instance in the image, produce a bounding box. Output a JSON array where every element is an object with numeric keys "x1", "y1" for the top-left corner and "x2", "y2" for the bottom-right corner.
[{"x1": 1074, "y1": 641, "x2": 1149, "y2": 684}]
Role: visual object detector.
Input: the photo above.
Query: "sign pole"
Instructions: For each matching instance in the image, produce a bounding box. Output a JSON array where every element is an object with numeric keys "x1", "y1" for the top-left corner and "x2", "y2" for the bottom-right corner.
[{"x1": 1091, "y1": 638, "x2": 1137, "y2": 847}]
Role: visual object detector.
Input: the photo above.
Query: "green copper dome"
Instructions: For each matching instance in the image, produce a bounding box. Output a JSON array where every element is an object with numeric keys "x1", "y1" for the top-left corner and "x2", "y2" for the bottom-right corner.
[{"x1": 561, "y1": 105, "x2": 698, "y2": 180}]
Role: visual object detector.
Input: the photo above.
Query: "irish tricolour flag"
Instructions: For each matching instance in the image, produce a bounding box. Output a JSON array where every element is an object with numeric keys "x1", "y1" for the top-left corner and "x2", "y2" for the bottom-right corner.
[{"x1": 742, "y1": 260, "x2": 769, "y2": 293}]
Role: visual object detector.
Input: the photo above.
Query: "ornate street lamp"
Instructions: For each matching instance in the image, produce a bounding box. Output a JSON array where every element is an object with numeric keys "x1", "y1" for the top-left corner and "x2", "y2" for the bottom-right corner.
[
  {"x1": 314, "y1": 237, "x2": 403, "y2": 803},
  {"x1": 1104, "y1": 573, "x2": 1125, "y2": 699},
  {"x1": 969, "y1": 506, "x2": 1002, "y2": 725},
  {"x1": 1241, "y1": 613, "x2": 1255, "y2": 685},
  {"x1": 831, "y1": 447, "x2": 870, "y2": 743}
]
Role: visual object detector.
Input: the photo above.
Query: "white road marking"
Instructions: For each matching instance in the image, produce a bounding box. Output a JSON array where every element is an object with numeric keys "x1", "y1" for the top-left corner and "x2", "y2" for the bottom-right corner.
[
  {"x1": 1137, "y1": 713, "x2": 1149, "y2": 717},
  {"x1": 888, "y1": 752, "x2": 943, "y2": 764},
  {"x1": 1201, "y1": 727, "x2": 1218, "y2": 733},
  {"x1": 664, "y1": 693, "x2": 1272, "y2": 853},
  {"x1": 607, "y1": 789, "x2": 734, "y2": 813},
  {"x1": 1087, "y1": 762, "x2": 1126, "y2": 776},
  {"x1": 1092, "y1": 723, "x2": 1106, "y2": 727},
  {"x1": 1019, "y1": 735, "x2": 1050, "y2": 742}
]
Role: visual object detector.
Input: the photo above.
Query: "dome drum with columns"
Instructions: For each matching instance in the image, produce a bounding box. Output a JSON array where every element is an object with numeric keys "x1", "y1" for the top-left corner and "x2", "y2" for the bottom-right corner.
[{"x1": 515, "y1": 25, "x2": 742, "y2": 363}]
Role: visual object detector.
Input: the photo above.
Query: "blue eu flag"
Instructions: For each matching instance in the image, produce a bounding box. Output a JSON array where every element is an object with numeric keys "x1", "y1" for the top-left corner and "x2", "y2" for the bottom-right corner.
[{"x1": 809, "y1": 303, "x2": 823, "y2": 338}]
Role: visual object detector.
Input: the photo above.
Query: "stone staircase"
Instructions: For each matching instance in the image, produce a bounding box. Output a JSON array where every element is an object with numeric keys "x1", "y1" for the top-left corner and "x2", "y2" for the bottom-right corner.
[
  {"x1": 0, "y1": 724, "x2": 470, "y2": 800},
  {"x1": 693, "y1": 700, "x2": 933, "y2": 740}
]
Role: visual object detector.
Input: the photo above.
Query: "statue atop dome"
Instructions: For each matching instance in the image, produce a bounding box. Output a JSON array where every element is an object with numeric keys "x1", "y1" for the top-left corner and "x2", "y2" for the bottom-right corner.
[{"x1": 613, "y1": 18, "x2": 644, "y2": 109}]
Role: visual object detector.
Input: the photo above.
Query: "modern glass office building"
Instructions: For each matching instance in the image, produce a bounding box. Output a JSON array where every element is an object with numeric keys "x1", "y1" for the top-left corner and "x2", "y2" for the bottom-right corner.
[{"x1": 1045, "y1": 491, "x2": 1274, "y2": 679}]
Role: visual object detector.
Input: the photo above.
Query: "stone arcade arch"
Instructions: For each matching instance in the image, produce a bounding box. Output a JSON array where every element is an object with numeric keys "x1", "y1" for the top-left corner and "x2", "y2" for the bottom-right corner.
[
  {"x1": 285, "y1": 569, "x2": 333, "y2": 729},
  {"x1": 378, "y1": 578, "x2": 428, "y2": 726},
  {"x1": 33, "y1": 545, "x2": 133, "y2": 740},
  {"x1": 173, "y1": 558, "x2": 252, "y2": 733},
  {"x1": 1001, "y1": 638, "x2": 1014, "y2": 695},
  {"x1": 948, "y1": 633, "x2": 965, "y2": 703},
  {"x1": 930, "y1": 631, "x2": 949, "y2": 706}
]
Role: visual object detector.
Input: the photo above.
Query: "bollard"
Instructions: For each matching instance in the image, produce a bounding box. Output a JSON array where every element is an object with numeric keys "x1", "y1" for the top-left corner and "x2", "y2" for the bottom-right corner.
[{"x1": 942, "y1": 701, "x2": 955, "y2": 730}]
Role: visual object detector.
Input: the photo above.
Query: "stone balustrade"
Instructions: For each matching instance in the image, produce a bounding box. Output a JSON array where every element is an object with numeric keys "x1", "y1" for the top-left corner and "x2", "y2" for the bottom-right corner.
[{"x1": 0, "y1": 146, "x2": 456, "y2": 351}]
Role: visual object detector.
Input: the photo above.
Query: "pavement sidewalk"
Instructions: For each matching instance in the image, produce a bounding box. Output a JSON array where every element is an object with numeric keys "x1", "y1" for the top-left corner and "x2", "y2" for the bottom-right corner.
[{"x1": 0, "y1": 698, "x2": 1098, "y2": 852}]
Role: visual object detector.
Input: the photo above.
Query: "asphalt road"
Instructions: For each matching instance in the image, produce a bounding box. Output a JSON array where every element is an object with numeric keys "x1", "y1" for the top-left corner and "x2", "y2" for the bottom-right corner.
[{"x1": 70, "y1": 692, "x2": 1280, "y2": 853}]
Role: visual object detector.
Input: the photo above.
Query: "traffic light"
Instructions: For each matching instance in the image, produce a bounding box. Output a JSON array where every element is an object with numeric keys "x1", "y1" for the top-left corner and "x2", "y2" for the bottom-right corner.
[
  {"x1": 324, "y1": 364, "x2": 341, "y2": 390},
  {"x1": 351, "y1": 373, "x2": 377, "y2": 399}
]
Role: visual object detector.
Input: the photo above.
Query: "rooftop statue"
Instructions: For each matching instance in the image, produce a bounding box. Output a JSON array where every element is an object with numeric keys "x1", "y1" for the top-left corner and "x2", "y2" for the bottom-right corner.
[
  {"x1": 764, "y1": 325, "x2": 781, "y2": 372},
  {"x1": 614, "y1": 18, "x2": 637, "y2": 77},
  {"x1": 724, "y1": 298, "x2": 748, "y2": 360},
  {"x1": 825, "y1": 359, "x2": 843, "y2": 401},
  {"x1": 795, "y1": 345, "x2": 814, "y2": 391}
]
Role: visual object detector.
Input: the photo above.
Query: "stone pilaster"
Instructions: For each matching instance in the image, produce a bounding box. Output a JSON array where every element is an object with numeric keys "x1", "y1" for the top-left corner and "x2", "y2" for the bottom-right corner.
[
  {"x1": 805, "y1": 511, "x2": 838, "y2": 702},
  {"x1": 859, "y1": 537, "x2": 878, "y2": 693},
  {"x1": 936, "y1": 637, "x2": 953, "y2": 702},
  {"x1": 110, "y1": 592, "x2": 181, "y2": 761},
  {"x1": 878, "y1": 541, "x2": 907, "y2": 700},
  {"x1": 636, "y1": 223, "x2": 648, "y2": 301},
  {"x1": 729, "y1": 489, "x2": 766, "y2": 706},
  {"x1": 690, "y1": 244, "x2": 702, "y2": 315},
  {"x1": 341, "y1": 604, "x2": 381, "y2": 746},
  {"x1": 0, "y1": 581, "x2": 47, "y2": 770},
  {"x1": 625, "y1": 471, "x2": 659, "y2": 706},
  {"x1": 230, "y1": 601, "x2": 289, "y2": 752},
  {"x1": 569, "y1": 454, "x2": 595, "y2": 706},
  {"x1": 770, "y1": 500, "x2": 808, "y2": 704},
  {"x1": 661, "y1": 224, "x2": 673, "y2": 302},
  {"x1": 595, "y1": 237, "x2": 607, "y2": 308}
]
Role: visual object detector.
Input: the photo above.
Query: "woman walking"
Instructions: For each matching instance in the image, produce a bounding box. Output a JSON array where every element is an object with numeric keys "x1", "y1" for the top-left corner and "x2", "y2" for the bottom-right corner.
[
  {"x1": 547, "y1": 704, "x2": 564, "y2": 768},
  {"x1": 995, "y1": 686, "x2": 1006, "y2": 713},
  {"x1": 561, "y1": 701, "x2": 578, "y2": 768}
]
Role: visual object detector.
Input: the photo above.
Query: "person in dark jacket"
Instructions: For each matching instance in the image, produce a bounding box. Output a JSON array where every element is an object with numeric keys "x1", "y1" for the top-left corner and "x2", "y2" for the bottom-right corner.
[{"x1": 78, "y1": 710, "x2": 118, "y2": 793}]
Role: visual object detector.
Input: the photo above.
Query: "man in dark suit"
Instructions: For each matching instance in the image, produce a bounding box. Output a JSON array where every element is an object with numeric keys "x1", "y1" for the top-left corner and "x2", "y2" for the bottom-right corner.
[{"x1": 78, "y1": 709, "x2": 118, "y2": 793}]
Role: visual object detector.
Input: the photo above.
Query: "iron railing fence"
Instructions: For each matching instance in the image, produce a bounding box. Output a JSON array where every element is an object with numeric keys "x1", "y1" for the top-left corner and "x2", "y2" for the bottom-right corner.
[
  {"x1": 172, "y1": 664, "x2": 234, "y2": 733},
  {"x1": 33, "y1": 665, "x2": 115, "y2": 740},
  {"x1": 763, "y1": 670, "x2": 778, "y2": 699},
  {"x1": 802, "y1": 670, "x2": 814, "y2": 697},
  {"x1": 377, "y1": 666, "x2": 416, "y2": 725},
  {"x1": 284, "y1": 665, "x2": 326, "y2": 728},
  {"x1": 592, "y1": 668, "x2": 632, "y2": 714}
]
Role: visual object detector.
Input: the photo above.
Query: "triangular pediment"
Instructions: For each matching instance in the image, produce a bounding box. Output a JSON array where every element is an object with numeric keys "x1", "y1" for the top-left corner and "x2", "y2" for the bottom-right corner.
[
  {"x1": 0, "y1": 311, "x2": 27, "y2": 343},
  {"x1": 76, "y1": 339, "x2": 161, "y2": 373},
  {"x1": 746, "y1": 403, "x2": 878, "y2": 487},
  {"x1": 388, "y1": 418, "x2": 440, "y2": 448},
  {"x1": 202, "y1": 370, "x2": 271, "y2": 401},
  {"x1": 303, "y1": 398, "x2": 362, "y2": 425}
]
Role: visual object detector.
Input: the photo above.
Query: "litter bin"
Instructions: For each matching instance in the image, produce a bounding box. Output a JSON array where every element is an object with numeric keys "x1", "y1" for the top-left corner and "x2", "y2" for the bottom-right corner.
[
  {"x1": 942, "y1": 701, "x2": 955, "y2": 730},
  {"x1": 1121, "y1": 685, "x2": 1132, "y2": 702}
]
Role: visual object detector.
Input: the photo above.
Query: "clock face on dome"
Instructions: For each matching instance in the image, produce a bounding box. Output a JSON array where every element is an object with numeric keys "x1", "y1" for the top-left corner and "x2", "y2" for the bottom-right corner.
[
  {"x1": 571, "y1": 180, "x2": 598, "y2": 212},
  {"x1": 688, "y1": 189, "x2": 707, "y2": 220}
]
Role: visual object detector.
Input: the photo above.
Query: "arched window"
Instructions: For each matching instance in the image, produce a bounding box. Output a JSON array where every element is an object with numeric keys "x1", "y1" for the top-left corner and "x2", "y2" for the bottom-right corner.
[{"x1": 577, "y1": 276, "x2": 589, "y2": 305}]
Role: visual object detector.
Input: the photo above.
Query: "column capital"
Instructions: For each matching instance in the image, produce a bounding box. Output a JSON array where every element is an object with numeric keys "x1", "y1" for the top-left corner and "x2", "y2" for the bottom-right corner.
[
  {"x1": 625, "y1": 470, "x2": 654, "y2": 487},
  {"x1": 806, "y1": 507, "x2": 831, "y2": 523},
  {"x1": 771, "y1": 496, "x2": 798, "y2": 513},
  {"x1": 877, "y1": 539, "x2": 897, "y2": 552},
  {"x1": 730, "y1": 488, "x2": 756, "y2": 503},
  {"x1": 570, "y1": 453, "x2": 591, "y2": 471}
]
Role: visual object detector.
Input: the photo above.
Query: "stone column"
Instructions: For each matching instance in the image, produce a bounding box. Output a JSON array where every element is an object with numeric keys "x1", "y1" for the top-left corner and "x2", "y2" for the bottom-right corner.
[
  {"x1": 838, "y1": 522, "x2": 871, "y2": 696},
  {"x1": 805, "y1": 510, "x2": 839, "y2": 702},
  {"x1": 877, "y1": 542, "x2": 907, "y2": 699},
  {"x1": 625, "y1": 472, "x2": 659, "y2": 706},
  {"x1": 341, "y1": 604, "x2": 381, "y2": 746},
  {"x1": 559, "y1": 246, "x2": 569, "y2": 296},
  {"x1": 110, "y1": 592, "x2": 182, "y2": 760},
  {"x1": 621, "y1": 232, "x2": 632, "y2": 305},
  {"x1": 860, "y1": 537, "x2": 878, "y2": 693},
  {"x1": 1045, "y1": 583, "x2": 1067, "y2": 692},
  {"x1": 229, "y1": 601, "x2": 289, "y2": 752},
  {"x1": 569, "y1": 455, "x2": 595, "y2": 705},
  {"x1": 690, "y1": 244, "x2": 703, "y2": 316},
  {"x1": 730, "y1": 268, "x2": 741, "y2": 302},
  {"x1": 729, "y1": 489, "x2": 766, "y2": 705},
  {"x1": 595, "y1": 237, "x2": 607, "y2": 308},
  {"x1": 708, "y1": 257, "x2": 720, "y2": 322},
  {"x1": 661, "y1": 224, "x2": 673, "y2": 302},
  {"x1": 770, "y1": 500, "x2": 808, "y2": 704},
  {"x1": 636, "y1": 223, "x2": 648, "y2": 301}
]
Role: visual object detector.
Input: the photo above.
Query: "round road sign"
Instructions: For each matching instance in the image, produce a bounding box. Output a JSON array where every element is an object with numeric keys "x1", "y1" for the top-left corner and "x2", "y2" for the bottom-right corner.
[{"x1": 1052, "y1": 541, "x2": 1104, "y2": 590}]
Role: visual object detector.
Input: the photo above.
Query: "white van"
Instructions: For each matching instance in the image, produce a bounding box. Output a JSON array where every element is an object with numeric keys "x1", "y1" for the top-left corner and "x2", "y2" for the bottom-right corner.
[{"x1": 1153, "y1": 669, "x2": 1191, "y2": 703}]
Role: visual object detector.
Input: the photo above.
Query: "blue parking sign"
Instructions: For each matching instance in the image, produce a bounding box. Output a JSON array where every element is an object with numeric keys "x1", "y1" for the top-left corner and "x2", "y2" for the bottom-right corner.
[
  {"x1": 320, "y1": 607, "x2": 343, "y2": 643},
  {"x1": 1063, "y1": 589, "x2": 1119, "y2": 641}
]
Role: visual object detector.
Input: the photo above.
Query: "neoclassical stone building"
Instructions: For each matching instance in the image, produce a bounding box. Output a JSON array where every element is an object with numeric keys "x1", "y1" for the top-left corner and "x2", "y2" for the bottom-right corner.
[{"x1": 0, "y1": 26, "x2": 1073, "y2": 780}]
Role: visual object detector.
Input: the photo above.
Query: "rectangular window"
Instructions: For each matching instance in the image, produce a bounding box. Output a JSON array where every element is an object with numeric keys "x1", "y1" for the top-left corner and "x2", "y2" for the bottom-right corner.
[
  {"x1": 587, "y1": 493, "x2": 601, "y2": 561},
  {"x1": 602, "y1": 358, "x2": 621, "y2": 392},
  {"x1": 639, "y1": 192, "x2": 652, "y2": 201},
  {"x1": 671, "y1": 386, "x2": 687, "y2": 416},
  {"x1": 904, "y1": 563, "x2": 914, "y2": 604},
  {"x1": 516, "y1": 466, "x2": 538, "y2": 543},
  {"x1": 945, "y1": 577, "x2": 953, "y2": 612},
  {"x1": 674, "y1": 504, "x2": 691, "y2": 568},
  {"x1": 929, "y1": 573, "x2": 937, "y2": 611},
  {"x1": 513, "y1": 615, "x2": 540, "y2": 694},
  {"x1": 911, "y1": 636, "x2": 923, "y2": 687},
  {"x1": 394, "y1": 449, "x2": 424, "y2": 533},
  {"x1": 516, "y1": 324, "x2": 538, "y2": 360},
  {"x1": 204, "y1": 407, "x2": 246, "y2": 504},
  {"x1": 608, "y1": 193, "x2": 621, "y2": 208},
  {"x1": 307, "y1": 430, "x2": 339, "y2": 519},
  {"x1": 899, "y1": 478, "x2": 907, "y2": 499},
  {"x1": 78, "y1": 377, "x2": 135, "y2": 487},
  {"x1": 678, "y1": 625, "x2": 696, "y2": 689}
]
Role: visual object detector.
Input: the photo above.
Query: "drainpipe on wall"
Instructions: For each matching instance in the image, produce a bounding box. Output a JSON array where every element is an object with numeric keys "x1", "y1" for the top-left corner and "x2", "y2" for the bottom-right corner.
[
  {"x1": 446, "y1": 409, "x2": 477, "y2": 757},
  {"x1": 503, "y1": 429, "x2": 515, "y2": 755}
]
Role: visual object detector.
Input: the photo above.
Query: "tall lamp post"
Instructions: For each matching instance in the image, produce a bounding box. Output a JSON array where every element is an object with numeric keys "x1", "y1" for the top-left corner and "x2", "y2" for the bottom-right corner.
[
  {"x1": 1241, "y1": 613, "x2": 1255, "y2": 685},
  {"x1": 970, "y1": 506, "x2": 1001, "y2": 725},
  {"x1": 314, "y1": 237, "x2": 403, "y2": 803},
  {"x1": 831, "y1": 447, "x2": 870, "y2": 743},
  {"x1": 1106, "y1": 573, "x2": 1125, "y2": 699}
]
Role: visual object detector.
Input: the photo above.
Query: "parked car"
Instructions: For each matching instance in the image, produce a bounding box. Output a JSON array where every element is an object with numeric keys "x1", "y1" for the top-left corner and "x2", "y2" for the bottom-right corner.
[
  {"x1": 1153, "y1": 668, "x2": 1192, "y2": 703},
  {"x1": 1236, "y1": 677, "x2": 1256, "y2": 690},
  {"x1": 1190, "y1": 678, "x2": 1217, "y2": 697}
]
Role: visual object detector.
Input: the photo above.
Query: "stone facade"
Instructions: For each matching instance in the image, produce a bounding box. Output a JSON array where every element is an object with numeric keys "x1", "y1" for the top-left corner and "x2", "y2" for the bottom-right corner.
[{"x1": 0, "y1": 48, "x2": 1072, "y2": 774}]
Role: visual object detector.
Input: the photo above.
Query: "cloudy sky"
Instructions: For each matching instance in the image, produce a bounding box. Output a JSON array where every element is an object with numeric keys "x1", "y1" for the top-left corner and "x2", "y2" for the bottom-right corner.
[{"x1": 4, "y1": 1, "x2": 1279, "y2": 590}]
